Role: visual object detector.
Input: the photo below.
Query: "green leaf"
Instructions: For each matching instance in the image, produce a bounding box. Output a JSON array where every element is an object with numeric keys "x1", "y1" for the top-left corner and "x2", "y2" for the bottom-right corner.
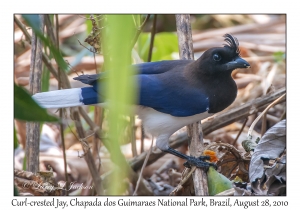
[
  {"x1": 23, "y1": 155, "x2": 26, "y2": 171},
  {"x1": 273, "y1": 51, "x2": 285, "y2": 63},
  {"x1": 207, "y1": 166, "x2": 233, "y2": 195},
  {"x1": 242, "y1": 139, "x2": 257, "y2": 152},
  {"x1": 85, "y1": 15, "x2": 93, "y2": 35},
  {"x1": 14, "y1": 83, "x2": 59, "y2": 122},
  {"x1": 138, "y1": 32, "x2": 179, "y2": 61},
  {"x1": 14, "y1": 126, "x2": 19, "y2": 149}
]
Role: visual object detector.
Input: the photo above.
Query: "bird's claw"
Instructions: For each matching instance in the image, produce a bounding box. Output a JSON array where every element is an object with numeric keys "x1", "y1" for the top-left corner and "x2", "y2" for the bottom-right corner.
[{"x1": 183, "y1": 155, "x2": 217, "y2": 171}]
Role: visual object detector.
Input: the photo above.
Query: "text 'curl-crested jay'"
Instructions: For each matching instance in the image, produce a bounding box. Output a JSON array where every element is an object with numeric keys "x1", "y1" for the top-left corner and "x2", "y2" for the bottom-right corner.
[{"x1": 33, "y1": 34, "x2": 250, "y2": 169}]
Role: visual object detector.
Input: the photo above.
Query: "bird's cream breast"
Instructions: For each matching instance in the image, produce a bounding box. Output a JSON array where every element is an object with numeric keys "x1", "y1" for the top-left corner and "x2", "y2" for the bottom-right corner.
[{"x1": 136, "y1": 105, "x2": 212, "y2": 137}]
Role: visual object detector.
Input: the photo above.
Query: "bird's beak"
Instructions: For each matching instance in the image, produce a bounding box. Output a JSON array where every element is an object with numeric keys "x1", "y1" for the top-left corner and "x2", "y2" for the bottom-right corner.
[{"x1": 226, "y1": 57, "x2": 250, "y2": 70}]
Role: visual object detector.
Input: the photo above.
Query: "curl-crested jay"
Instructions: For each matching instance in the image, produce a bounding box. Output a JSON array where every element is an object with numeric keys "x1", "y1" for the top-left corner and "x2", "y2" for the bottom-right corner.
[{"x1": 33, "y1": 34, "x2": 250, "y2": 169}]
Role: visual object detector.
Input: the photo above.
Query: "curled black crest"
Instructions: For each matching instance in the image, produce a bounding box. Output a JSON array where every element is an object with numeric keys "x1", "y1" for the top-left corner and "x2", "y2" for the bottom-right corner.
[{"x1": 223, "y1": 34, "x2": 240, "y2": 55}]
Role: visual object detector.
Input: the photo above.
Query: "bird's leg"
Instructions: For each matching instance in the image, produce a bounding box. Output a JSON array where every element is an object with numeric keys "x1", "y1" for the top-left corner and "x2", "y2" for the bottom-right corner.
[
  {"x1": 164, "y1": 147, "x2": 217, "y2": 171},
  {"x1": 156, "y1": 135, "x2": 216, "y2": 170}
]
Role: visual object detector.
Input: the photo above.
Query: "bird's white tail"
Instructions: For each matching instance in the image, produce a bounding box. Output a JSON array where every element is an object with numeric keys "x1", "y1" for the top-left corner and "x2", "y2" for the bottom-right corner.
[{"x1": 32, "y1": 88, "x2": 84, "y2": 109}]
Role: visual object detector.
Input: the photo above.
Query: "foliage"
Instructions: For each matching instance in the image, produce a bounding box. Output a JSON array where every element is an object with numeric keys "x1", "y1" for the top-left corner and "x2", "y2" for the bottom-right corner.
[
  {"x1": 207, "y1": 166, "x2": 232, "y2": 195},
  {"x1": 138, "y1": 32, "x2": 179, "y2": 61},
  {"x1": 14, "y1": 83, "x2": 58, "y2": 122}
]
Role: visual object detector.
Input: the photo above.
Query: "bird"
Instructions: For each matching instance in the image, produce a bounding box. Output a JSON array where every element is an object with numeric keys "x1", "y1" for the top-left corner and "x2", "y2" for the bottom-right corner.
[{"x1": 33, "y1": 34, "x2": 250, "y2": 169}]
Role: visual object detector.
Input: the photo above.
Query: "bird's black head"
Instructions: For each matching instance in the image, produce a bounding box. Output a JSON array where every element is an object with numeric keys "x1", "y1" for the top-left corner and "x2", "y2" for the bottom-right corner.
[{"x1": 196, "y1": 34, "x2": 250, "y2": 75}]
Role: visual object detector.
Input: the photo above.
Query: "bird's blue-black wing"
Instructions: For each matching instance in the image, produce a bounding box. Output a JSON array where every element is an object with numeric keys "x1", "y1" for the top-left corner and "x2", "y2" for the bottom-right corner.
[
  {"x1": 134, "y1": 60, "x2": 193, "y2": 75},
  {"x1": 137, "y1": 74, "x2": 209, "y2": 117},
  {"x1": 74, "y1": 60, "x2": 205, "y2": 115},
  {"x1": 74, "y1": 60, "x2": 193, "y2": 85}
]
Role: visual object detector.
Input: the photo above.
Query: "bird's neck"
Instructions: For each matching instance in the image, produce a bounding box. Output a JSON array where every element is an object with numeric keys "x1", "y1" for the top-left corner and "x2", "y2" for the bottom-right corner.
[
  {"x1": 183, "y1": 61, "x2": 237, "y2": 114},
  {"x1": 203, "y1": 73, "x2": 237, "y2": 113}
]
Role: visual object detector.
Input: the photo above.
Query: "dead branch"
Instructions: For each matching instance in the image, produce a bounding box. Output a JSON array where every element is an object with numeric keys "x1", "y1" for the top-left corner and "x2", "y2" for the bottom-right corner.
[{"x1": 26, "y1": 15, "x2": 44, "y2": 173}]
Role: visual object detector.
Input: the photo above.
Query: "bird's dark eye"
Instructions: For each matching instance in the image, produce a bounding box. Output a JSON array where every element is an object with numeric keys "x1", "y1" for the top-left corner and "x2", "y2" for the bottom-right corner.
[{"x1": 213, "y1": 53, "x2": 221, "y2": 61}]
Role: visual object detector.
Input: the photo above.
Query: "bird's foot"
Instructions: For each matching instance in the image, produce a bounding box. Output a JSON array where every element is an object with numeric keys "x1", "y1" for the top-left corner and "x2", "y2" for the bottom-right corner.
[{"x1": 183, "y1": 155, "x2": 217, "y2": 171}]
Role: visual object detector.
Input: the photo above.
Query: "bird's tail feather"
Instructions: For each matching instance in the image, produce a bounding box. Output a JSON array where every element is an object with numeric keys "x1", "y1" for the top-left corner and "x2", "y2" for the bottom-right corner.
[{"x1": 32, "y1": 88, "x2": 84, "y2": 109}]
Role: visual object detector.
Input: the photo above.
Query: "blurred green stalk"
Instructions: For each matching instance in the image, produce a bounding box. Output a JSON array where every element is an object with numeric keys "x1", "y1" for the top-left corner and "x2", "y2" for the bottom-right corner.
[{"x1": 102, "y1": 15, "x2": 137, "y2": 195}]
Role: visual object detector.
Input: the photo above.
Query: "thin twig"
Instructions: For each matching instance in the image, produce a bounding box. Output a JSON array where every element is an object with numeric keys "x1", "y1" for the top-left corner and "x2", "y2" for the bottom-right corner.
[
  {"x1": 130, "y1": 15, "x2": 151, "y2": 49},
  {"x1": 71, "y1": 109, "x2": 103, "y2": 194},
  {"x1": 51, "y1": 14, "x2": 69, "y2": 196},
  {"x1": 140, "y1": 126, "x2": 145, "y2": 153},
  {"x1": 77, "y1": 14, "x2": 97, "y2": 20},
  {"x1": 147, "y1": 14, "x2": 157, "y2": 62},
  {"x1": 133, "y1": 137, "x2": 154, "y2": 195},
  {"x1": 44, "y1": 15, "x2": 56, "y2": 45},
  {"x1": 93, "y1": 106, "x2": 102, "y2": 171},
  {"x1": 261, "y1": 113, "x2": 267, "y2": 136},
  {"x1": 232, "y1": 117, "x2": 248, "y2": 146},
  {"x1": 14, "y1": 15, "x2": 31, "y2": 44},
  {"x1": 14, "y1": 16, "x2": 61, "y2": 82},
  {"x1": 247, "y1": 93, "x2": 286, "y2": 140},
  {"x1": 77, "y1": 38, "x2": 97, "y2": 54},
  {"x1": 215, "y1": 188, "x2": 235, "y2": 196},
  {"x1": 78, "y1": 107, "x2": 152, "y2": 195},
  {"x1": 130, "y1": 116, "x2": 138, "y2": 157},
  {"x1": 93, "y1": 49, "x2": 98, "y2": 71},
  {"x1": 90, "y1": 26, "x2": 102, "y2": 171},
  {"x1": 170, "y1": 167, "x2": 194, "y2": 195}
]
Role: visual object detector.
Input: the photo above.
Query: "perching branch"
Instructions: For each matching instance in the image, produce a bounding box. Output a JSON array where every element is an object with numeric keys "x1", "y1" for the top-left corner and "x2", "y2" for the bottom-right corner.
[{"x1": 175, "y1": 14, "x2": 209, "y2": 196}]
